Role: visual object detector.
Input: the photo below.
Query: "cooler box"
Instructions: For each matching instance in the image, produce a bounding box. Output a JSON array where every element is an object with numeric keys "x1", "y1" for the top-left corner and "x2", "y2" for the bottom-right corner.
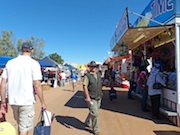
[
  {"x1": 41, "y1": 84, "x2": 50, "y2": 91},
  {"x1": 121, "y1": 80, "x2": 130, "y2": 89},
  {"x1": 0, "y1": 122, "x2": 16, "y2": 135}
]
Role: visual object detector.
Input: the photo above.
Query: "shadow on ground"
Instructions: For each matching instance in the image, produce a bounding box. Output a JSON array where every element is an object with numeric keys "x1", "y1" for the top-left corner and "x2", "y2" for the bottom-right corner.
[
  {"x1": 63, "y1": 89, "x2": 75, "y2": 92},
  {"x1": 64, "y1": 87, "x2": 175, "y2": 126},
  {"x1": 154, "y1": 130, "x2": 180, "y2": 135},
  {"x1": 101, "y1": 87, "x2": 175, "y2": 125},
  {"x1": 55, "y1": 115, "x2": 92, "y2": 133},
  {"x1": 65, "y1": 90, "x2": 87, "y2": 108}
]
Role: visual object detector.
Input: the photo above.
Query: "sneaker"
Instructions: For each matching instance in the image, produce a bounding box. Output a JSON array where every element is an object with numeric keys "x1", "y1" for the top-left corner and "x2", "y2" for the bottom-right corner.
[{"x1": 94, "y1": 131, "x2": 100, "y2": 135}]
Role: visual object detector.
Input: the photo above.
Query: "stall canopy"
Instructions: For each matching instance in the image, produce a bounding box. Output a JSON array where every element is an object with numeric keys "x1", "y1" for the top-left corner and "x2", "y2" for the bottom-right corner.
[
  {"x1": 64, "y1": 63, "x2": 77, "y2": 71},
  {"x1": 39, "y1": 61, "x2": 53, "y2": 67},
  {"x1": 0, "y1": 56, "x2": 55, "y2": 67},
  {"x1": 110, "y1": 5, "x2": 176, "y2": 52},
  {"x1": 39, "y1": 56, "x2": 59, "y2": 67},
  {"x1": 0, "y1": 56, "x2": 13, "y2": 67},
  {"x1": 104, "y1": 55, "x2": 130, "y2": 65},
  {"x1": 112, "y1": 24, "x2": 174, "y2": 51},
  {"x1": 110, "y1": 55, "x2": 130, "y2": 62}
]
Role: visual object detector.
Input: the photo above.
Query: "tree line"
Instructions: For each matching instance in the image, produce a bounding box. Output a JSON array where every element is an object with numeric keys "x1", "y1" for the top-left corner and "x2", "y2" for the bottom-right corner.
[{"x1": 0, "y1": 30, "x2": 64, "y2": 64}]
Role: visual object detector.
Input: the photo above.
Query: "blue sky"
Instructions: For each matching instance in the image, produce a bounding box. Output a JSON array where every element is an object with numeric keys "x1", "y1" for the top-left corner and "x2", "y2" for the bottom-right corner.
[{"x1": 0, "y1": 0, "x2": 150, "y2": 64}]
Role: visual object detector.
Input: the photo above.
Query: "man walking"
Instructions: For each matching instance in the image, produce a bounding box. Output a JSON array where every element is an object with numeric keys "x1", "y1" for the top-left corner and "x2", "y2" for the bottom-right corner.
[
  {"x1": 60, "y1": 70, "x2": 66, "y2": 86},
  {"x1": 0, "y1": 42, "x2": 47, "y2": 135},
  {"x1": 71, "y1": 70, "x2": 77, "y2": 92},
  {"x1": 83, "y1": 61, "x2": 103, "y2": 135}
]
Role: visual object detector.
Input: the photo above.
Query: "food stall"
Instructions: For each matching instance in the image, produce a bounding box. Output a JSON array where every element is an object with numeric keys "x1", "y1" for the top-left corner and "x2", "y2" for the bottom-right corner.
[
  {"x1": 104, "y1": 54, "x2": 131, "y2": 88},
  {"x1": 109, "y1": 0, "x2": 180, "y2": 125}
]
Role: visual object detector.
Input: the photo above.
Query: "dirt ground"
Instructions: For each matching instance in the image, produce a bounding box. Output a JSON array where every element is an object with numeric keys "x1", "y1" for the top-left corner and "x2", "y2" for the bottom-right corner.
[{"x1": 6, "y1": 82, "x2": 180, "y2": 135}]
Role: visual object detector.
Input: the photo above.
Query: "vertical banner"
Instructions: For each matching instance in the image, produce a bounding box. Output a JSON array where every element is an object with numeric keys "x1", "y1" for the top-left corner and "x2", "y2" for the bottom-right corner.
[
  {"x1": 110, "y1": 8, "x2": 129, "y2": 51},
  {"x1": 115, "y1": 9, "x2": 129, "y2": 42}
]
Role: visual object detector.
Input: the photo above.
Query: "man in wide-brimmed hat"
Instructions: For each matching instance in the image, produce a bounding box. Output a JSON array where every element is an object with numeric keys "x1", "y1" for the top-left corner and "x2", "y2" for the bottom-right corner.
[{"x1": 83, "y1": 61, "x2": 103, "y2": 135}]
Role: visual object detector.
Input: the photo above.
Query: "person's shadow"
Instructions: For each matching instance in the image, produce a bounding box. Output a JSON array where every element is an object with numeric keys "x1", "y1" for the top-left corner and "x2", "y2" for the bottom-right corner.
[{"x1": 55, "y1": 115, "x2": 92, "y2": 133}]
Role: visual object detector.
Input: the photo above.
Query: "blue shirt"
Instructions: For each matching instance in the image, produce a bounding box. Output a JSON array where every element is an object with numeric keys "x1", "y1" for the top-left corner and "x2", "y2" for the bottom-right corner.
[{"x1": 71, "y1": 73, "x2": 77, "y2": 80}]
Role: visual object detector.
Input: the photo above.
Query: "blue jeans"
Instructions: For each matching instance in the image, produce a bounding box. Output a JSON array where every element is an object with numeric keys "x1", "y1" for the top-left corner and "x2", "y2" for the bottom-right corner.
[
  {"x1": 141, "y1": 88, "x2": 148, "y2": 111},
  {"x1": 85, "y1": 99, "x2": 102, "y2": 132},
  {"x1": 135, "y1": 80, "x2": 140, "y2": 94},
  {"x1": 128, "y1": 81, "x2": 136, "y2": 99},
  {"x1": 61, "y1": 79, "x2": 66, "y2": 86}
]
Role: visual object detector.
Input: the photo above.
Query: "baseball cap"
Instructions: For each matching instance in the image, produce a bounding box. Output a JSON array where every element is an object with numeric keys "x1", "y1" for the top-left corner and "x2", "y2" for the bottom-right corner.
[{"x1": 21, "y1": 42, "x2": 33, "y2": 50}]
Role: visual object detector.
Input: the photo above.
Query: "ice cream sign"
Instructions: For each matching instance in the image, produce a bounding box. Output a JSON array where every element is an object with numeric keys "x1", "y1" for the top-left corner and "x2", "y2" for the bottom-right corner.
[{"x1": 134, "y1": 0, "x2": 175, "y2": 27}]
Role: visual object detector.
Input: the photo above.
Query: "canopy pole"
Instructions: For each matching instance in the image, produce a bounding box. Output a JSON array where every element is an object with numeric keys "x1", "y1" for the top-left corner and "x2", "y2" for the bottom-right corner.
[{"x1": 175, "y1": 18, "x2": 180, "y2": 116}]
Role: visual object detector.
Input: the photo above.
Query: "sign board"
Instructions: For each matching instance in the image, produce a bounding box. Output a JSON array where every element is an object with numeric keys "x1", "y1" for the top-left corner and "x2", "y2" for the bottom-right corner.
[
  {"x1": 115, "y1": 9, "x2": 129, "y2": 42},
  {"x1": 134, "y1": 0, "x2": 175, "y2": 27},
  {"x1": 110, "y1": 32, "x2": 117, "y2": 51},
  {"x1": 176, "y1": 0, "x2": 180, "y2": 17}
]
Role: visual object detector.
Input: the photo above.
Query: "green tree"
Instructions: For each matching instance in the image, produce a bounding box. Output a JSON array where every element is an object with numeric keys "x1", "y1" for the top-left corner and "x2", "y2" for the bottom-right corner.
[
  {"x1": 0, "y1": 30, "x2": 45, "y2": 60},
  {"x1": 17, "y1": 37, "x2": 45, "y2": 60},
  {"x1": 0, "y1": 30, "x2": 18, "y2": 57},
  {"x1": 49, "y1": 53, "x2": 64, "y2": 64}
]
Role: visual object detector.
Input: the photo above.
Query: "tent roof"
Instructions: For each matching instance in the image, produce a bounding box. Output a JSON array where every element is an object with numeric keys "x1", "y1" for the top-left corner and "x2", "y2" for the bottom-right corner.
[
  {"x1": 0, "y1": 56, "x2": 55, "y2": 67},
  {"x1": 39, "y1": 61, "x2": 53, "y2": 67},
  {"x1": 39, "y1": 56, "x2": 59, "y2": 67},
  {"x1": 64, "y1": 63, "x2": 77, "y2": 71},
  {"x1": 0, "y1": 56, "x2": 13, "y2": 67}
]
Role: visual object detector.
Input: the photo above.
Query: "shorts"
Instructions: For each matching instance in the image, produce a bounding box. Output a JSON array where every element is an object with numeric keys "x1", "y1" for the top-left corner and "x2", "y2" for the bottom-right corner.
[
  {"x1": 72, "y1": 80, "x2": 76, "y2": 83},
  {"x1": 11, "y1": 105, "x2": 35, "y2": 132}
]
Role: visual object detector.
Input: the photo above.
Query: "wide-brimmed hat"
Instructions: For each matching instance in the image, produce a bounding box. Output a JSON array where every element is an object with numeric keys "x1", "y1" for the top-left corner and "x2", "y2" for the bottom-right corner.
[{"x1": 88, "y1": 61, "x2": 98, "y2": 67}]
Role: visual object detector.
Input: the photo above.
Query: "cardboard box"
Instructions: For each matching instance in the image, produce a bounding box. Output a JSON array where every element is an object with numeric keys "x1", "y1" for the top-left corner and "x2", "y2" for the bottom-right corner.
[{"x1": 41, "y1": 84, "x2": 50, "y2": 91}]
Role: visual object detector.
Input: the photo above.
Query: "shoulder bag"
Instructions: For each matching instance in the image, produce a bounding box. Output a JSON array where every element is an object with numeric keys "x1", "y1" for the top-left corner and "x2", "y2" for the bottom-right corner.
[
  {"x1": 33, "y1": 109, "x2": 51, "y2": 135},
  {"x1": 153, "y1": 74, "x2": 163, "y2": 89}
]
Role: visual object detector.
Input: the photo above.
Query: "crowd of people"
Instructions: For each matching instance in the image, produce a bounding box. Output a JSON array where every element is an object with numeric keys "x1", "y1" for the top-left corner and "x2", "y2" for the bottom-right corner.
[
  {"x1": 0, "y1": 42, "x2": 168, "y2": 135},
  {"x1": 41, "y1": 66, "x2": 83, "y2": 92},
  {"x1": 127, "y1": 58, "x2": 166, "y2": 119},
  {"x1": 0, "y1": 53, "x2": 103, "y2": 135}
]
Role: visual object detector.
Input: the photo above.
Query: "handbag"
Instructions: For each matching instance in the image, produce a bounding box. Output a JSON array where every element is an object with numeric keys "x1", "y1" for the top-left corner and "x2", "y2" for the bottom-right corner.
[
  {"x1": 33, "y1": 110, "x2": 51, "y2": 135},
  {"x1": 153, "y1": 74, "x2": 163, "y2": 89}
]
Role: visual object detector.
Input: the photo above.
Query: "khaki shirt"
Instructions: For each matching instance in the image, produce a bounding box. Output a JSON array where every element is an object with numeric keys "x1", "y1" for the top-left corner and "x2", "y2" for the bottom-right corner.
[{"x1": 83, "y1": 72, "x2": 97, "y2": 86}]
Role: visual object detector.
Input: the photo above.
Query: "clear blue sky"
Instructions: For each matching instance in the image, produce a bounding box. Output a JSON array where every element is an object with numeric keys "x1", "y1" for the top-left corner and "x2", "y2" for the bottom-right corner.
[{"x1": 0, "y1": 0, "x2": 150, "y2": 64}]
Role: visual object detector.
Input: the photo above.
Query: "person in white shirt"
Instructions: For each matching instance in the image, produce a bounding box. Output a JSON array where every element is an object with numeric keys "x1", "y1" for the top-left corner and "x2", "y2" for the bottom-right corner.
[
  {"x1": 147, "y1": 65, "x2": 166, "y2": 119},
  {"x1": 60, "y1": 71, "x2": 66, "y2": 86},
  {"x1": 0, "y1": 42, "x2": 47, "y2": 135}
]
